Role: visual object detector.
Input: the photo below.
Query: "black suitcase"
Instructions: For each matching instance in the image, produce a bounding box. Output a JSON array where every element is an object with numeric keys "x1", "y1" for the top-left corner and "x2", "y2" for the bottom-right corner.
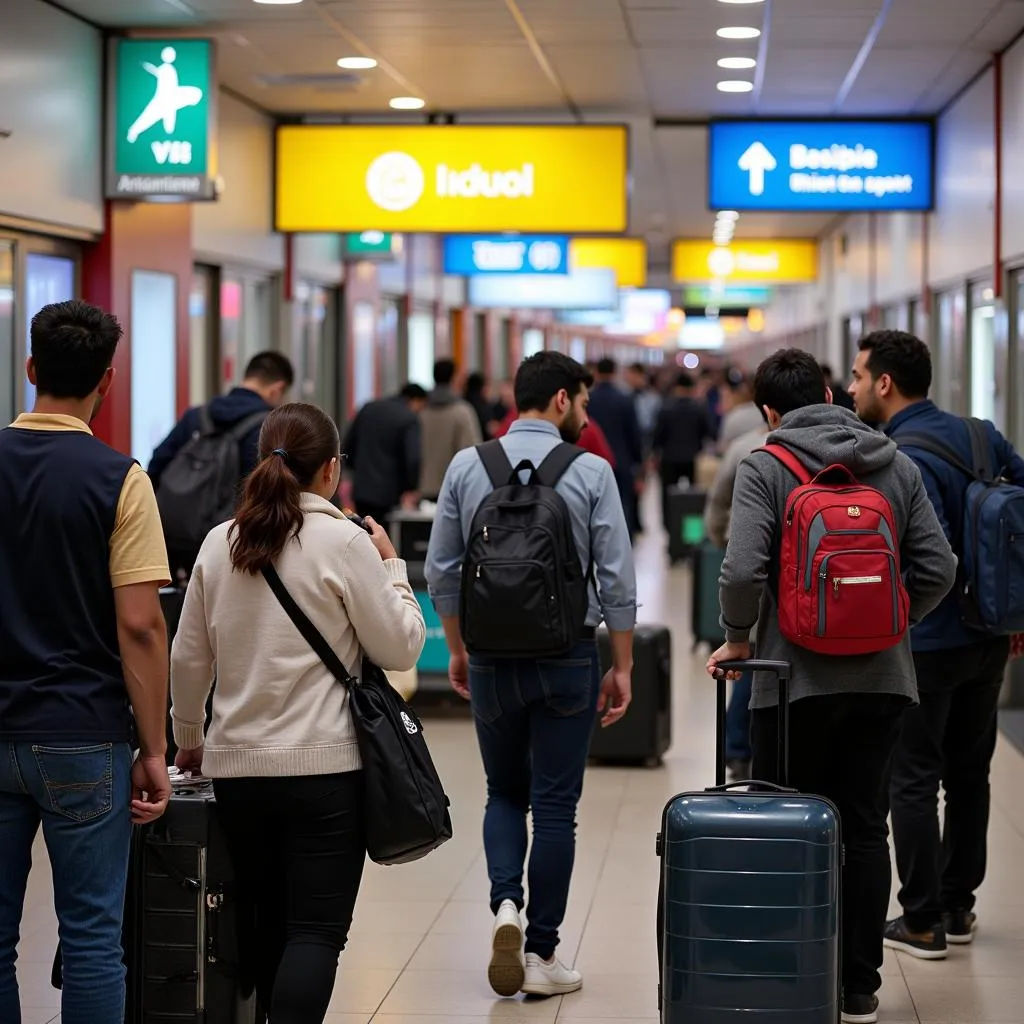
[
  {"x1": 656, "y1": 660, "x2": 841, "y2": 1024},
  {"x1": 387, "y1": 509, "x2": 434, "y2": 565},
  {"x1": 667, "y1": 487, "x2": 707, "y2": 563},
  {"x1": 691, "y1": 542, "x2": 726, "y2": 652},
  {"x1": 588, "y1": 624, "x2": 672, "y2": 766}
]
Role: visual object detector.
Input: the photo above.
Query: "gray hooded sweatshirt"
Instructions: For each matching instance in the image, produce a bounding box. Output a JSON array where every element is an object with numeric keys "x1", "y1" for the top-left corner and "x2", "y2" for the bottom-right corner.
[{"x1": 720, "y1": 404, "x2": 957, "y2": 709}]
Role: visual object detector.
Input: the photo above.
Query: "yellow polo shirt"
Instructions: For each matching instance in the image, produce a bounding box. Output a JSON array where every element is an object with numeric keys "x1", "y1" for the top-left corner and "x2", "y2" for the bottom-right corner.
[{"x1": 11, "y1": 413, "x2": 171, "y2": 588}]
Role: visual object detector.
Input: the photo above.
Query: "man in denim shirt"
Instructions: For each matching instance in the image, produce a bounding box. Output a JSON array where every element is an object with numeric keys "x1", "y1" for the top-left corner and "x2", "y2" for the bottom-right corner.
[{"x1": 426, "y1": 351, "x2": 637, "y2": 1000}]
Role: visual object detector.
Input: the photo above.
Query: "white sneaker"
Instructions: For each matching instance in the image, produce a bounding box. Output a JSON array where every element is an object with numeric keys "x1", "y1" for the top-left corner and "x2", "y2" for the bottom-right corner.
[
  {"x1": 488, "y1": 899, "x2": 525, "y2": 997},
  {"x1": 521, "y1": 952, "x2": 583, "y2": 996}
]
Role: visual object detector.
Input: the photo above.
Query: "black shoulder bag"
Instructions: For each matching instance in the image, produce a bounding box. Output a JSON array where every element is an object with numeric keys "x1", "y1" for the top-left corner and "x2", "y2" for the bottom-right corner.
[{"x1": 261, "y1": 565, "x2": 453, "y2": 865}]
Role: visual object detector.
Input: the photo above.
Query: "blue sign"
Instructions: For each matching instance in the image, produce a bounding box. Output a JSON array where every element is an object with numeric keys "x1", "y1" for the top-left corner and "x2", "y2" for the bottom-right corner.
[
  {"x1": 414, "y1": 591, "x2": 449, "y2": 675},
  {"x1": 709, "y1": 120, "x2": 934, "y2": 212},
  {"x1": 443, "y1": 234, "x2": 568, "y2": 276}
]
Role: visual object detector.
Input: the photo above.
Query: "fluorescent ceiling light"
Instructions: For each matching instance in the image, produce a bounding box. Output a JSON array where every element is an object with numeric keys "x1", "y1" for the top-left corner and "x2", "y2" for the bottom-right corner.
[
  {"x1": 338, "y1": 56, "x2": 377, "y2": 70},
  {"x1": 718, "y1": 0, "x2": 764, "y2": 4},
  {"x1": 718, "y1": 57, "x2": 757, "y2": 70},
  {"x1": 717, "y1": 210, "x2": 740, "y2": 220},
  {"x1": 717, "y1": 80, "x2": 754, "y2": 92},
  {"x1": 389, "y1": 96, "x2": 425, "y2": 110},
  {"x1": 253, "y1": 0, "x2": 304, "y2": 5},
  {"x1": 717, "y1": 26, "x2": 761, "y2": 39}
]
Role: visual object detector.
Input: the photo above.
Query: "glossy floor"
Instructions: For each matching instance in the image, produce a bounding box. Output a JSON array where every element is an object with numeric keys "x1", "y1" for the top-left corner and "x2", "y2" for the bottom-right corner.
[{"x1": 16, "y1": 519, "x2": 1024, "y2": 1024}]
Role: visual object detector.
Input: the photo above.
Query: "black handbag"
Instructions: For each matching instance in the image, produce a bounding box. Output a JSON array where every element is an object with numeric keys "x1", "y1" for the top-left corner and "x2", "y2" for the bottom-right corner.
[{"x1": 261, "y1": 565, "x2": 453, "y2": 865}]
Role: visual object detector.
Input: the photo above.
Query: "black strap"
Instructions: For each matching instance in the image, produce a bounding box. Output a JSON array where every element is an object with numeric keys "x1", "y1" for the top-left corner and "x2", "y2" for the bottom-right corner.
[
  {"x1": 225, "y1": 410, "x2": 270, "y2": 444},
  {"x1": 536, "y1": 442, "x2": 586, "y2": 489},
  {"x1": 475, "y1": 440, "x2": 516, "y2": 489},
  {"x1": 261, "y1": 565, "x2": 356, "y2": 690},
  {"x1": 893, "y1": 432, "x2": 980, "y2": 481},
  {"x1": 197, "y1": 405, "x2": 216, "y2": 436},
  {"x1": 965, "y1": 418, "x2": 995, "y2": 482}
]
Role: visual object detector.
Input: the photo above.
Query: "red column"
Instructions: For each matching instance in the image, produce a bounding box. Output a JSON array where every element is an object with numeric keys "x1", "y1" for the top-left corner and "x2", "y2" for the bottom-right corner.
[{"x1": 82, "y1": 201, "x2": 193, "y2": 453}]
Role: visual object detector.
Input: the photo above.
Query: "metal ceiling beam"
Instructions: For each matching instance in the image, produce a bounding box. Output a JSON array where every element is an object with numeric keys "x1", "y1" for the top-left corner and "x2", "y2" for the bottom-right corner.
[
  {"x1": 833, "y1": 0, "x2": 893, "y2": 111},
  {"x1": 504, "y1": 0, "x2": 583, "y2": 122}
]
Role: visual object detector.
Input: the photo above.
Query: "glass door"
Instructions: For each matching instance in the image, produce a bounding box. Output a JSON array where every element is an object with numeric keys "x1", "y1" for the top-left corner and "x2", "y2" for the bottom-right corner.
[
  {"x1": 935, "y1": 287, "x2": 967, "y2": 416},
  {"x1": 968, "y1": 282, "x2": 1003, "y2": 428},
  {"x1": 407, "y1": 309, "x2": 435, "y2": 389}
]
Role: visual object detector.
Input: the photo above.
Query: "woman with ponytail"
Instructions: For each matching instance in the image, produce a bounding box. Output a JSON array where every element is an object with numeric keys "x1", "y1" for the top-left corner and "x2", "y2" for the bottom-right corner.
[{"x1": 169, "y1": 402, "x2": 425, "y2": 1024}]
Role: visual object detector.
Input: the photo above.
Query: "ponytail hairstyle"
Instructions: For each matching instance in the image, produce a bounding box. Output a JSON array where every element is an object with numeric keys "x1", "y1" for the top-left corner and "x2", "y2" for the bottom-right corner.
[{"x1": 229, "y1": 403, "x2": 340, "y2": 575}]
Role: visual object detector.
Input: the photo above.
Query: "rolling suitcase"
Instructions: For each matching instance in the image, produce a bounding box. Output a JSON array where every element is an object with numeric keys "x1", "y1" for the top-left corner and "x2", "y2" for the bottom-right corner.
[
  {"x1": 691, "y1": 542, "x2": 726, "y2": 652},
  {"x1": 656, "y1": 660, "x2": 841, "y2": 1024},
  {"x1": 667, "y1": 487, "x2": 707, "y2": 564},
  {"x1": 387, "y1": 508, "x2": 434, "y2": 566},
  {"x1": 588, "y1": 624, "x2": 672, "y2": 766}
]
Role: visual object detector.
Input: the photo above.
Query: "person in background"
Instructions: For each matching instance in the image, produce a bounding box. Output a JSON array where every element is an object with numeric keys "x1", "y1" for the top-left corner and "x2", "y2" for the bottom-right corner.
[
  {"x1": 849, "y1": 330, "x2": 1024, "y2": 962},
  {"x1": 492, "y1": 380, "x2": 514, "y2": 425},
  {"x1": 821, "y1": 363, "x2": 856, "y2": 412},
  {"x1": 626, "y1": 362, "x2": 662, "y2": 456},
  {"x1": 171, "y1": 403, "x2": 425, "y2": 1024},
  {"x1": 465, "y1": 372, "x2": 502, "y2": 439},
  {"x1": 653, "y1": 371, "x2": 716, "y2": 532},
  {"x1": 708, "y1": 348, "x2": 955, "y2": 1024},
  {"x1": 588, "y1": 357, "x2": 643, "y2": 537},
  {"x1": 717, "y1": 370, "x2": 764, "y2": 453},
  {"x1": 699, "y1": 367, "x2": 725, "y2": 439},
  {"x1": 425, "y1": 351, "x2": 636, "y2": 1000},
  {"x1": 495, "y1": 400, "x2": 617, "y2": 467},
  {"x1": 0, "y1": 300, "x2": 172, "y2": 1024},
  {"x1": 343, "y1": 383, "x2": 427, "y2": 524},
  {"x1": 419, "y1": 358, "x2": 483, "y2": 502}
]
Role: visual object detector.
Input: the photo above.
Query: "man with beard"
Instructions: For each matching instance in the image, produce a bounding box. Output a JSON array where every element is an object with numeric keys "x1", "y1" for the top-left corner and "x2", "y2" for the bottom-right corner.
[{"x1": 425, "y1": 350, "x2": 636, "y2": 1002}]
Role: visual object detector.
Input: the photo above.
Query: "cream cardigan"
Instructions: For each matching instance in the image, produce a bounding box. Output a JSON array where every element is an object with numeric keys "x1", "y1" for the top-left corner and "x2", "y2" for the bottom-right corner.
[{"x1": 170, "y1": 493, "x2": 426, "y2": 778}]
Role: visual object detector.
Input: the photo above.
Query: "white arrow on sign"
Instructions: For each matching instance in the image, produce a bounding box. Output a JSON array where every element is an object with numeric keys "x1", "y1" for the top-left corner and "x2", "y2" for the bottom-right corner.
[{"x1": 738, "y1": 141, "x2": 777, "y2": 196}]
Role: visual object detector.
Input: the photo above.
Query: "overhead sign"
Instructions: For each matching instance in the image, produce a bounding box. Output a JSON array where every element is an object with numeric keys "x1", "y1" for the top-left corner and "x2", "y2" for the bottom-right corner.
[
  {"x1": 443, "y1": 235, "x2": 568, "y2": 276},
  {"x1": 346, "y1": 231, "x2": 400, "y2": 256},
  {"x1": 569, "y1": 238, "x2": 647, "y2": 288},
  {"x1": 275, "y1": 125, "x2": 628, "y2": 233},
  {"x1": 709, "y1": 120, "x2": 934, "y2": 212},
  {"x1": 683, "y1": 285, "x2": 773, "y2": 306},
  {"x1": 468, "y1": 268, "x2": 618, "y2": 311},
  {"x1": 107, "y1": 38, "x2": 217, "y2": 200},
  {"x1": 672, "y1": 240, "x2": 817, "y2": 284}
]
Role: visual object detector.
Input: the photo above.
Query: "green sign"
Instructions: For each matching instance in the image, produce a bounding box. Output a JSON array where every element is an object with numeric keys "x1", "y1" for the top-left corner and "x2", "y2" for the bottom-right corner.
[
  {"x1": 414, "y1": 591, "x2": 449, "y2": 674},
  {"x1": 682, "y1": 515, "x2": 705, "y2": 546},
  {"x1": 683, "y1": 285, "x2": 773, "y2": 307},
  {"x1": 346, "y1": 231, "x2": 399, "y2": 257},
  {"x1": 107, "y1": 38, "x2": 217, "y2": 200}
]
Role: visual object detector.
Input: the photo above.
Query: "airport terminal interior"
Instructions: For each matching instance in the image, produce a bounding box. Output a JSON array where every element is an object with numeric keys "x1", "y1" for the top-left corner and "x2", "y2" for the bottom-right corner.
[{"x1": 6, "y1": 0, "x2": 1024, "y2": 1022}]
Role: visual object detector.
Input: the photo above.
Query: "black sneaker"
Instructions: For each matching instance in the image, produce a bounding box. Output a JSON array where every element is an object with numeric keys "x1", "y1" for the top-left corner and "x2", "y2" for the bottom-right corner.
[
  {"x1": 883, "y1": 916, "x2": 948, "y2": 960},
  {"x1": 944, "y1": 910, "x2": 977, "y2": 945},
  {"x1": 841, "y1": 993, "x2": 879, "y2": 1024}
]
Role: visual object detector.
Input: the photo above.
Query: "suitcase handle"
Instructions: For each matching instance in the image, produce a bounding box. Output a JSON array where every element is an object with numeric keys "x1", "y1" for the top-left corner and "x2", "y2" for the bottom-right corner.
[
  {"x1": 714, "y1": 660, "x2": 791, "y2": 789},
  {"x1": 706, "y1": 780, "x2": 798, "y2": 794}
]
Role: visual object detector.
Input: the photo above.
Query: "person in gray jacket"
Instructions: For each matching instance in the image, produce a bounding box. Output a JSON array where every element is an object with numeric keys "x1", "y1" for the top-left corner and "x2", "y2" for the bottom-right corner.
[
  {"x1": 419, "y1": 359, "x2": 483, "y2": 502},
  {"x1": 706, "y1": 349, "x2": 956, "y2": 1024}
]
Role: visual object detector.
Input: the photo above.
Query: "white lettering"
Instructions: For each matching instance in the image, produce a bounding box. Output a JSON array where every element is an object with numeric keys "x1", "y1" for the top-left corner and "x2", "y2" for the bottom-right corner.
[
  {"x1": 151, "y1": 140, "x2": 193, "y2": 166},
  {"x1": 436, "y1": 163, "x2": 535, "y2": 200},
  {"x1": 472, "y1": 240, "x2": 527, "y2": 272},
  {"x1": 790, "y1": 172, "x2": 838, "y2": 194},
  {"x1": 734, "y1": 251, "x2": 781, "y2": 273},
  {"x1": 116, "y1": 174, "x2": 203, "y2": 194},
  {"x1": 527, "y1": 240, "x2": 562, "y2": 272},
  {"x1": 865, "y1": 174, "x2": 913, "y2": 197},
  {"x1": 790, "y1": 143, "x2": 878, "y2": 172}
]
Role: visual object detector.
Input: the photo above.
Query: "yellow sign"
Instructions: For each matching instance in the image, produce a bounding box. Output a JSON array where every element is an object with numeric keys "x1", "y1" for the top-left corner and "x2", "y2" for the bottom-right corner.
[
  {"x1": 275, "y1": 125, "x2": 628, "y2": 233},
  {"x1": 570, "y1": 237, "x2": 647, "y2": 288},
  {"x1": 671, "y1": 240, "x2": 818, "y2": 284}
]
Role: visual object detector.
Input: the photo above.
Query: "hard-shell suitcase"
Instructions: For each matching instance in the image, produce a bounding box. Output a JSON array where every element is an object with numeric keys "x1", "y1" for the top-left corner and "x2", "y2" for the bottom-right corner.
[
  {"x1": 667, "y1": 487, "x2": 707, "y2": 563},
  {"x1": 387, "y1": 508, "x2": 434, "y2": 565},
  {"x1": 589, "y1": 625, "x2": 672, "y2": 766},
  {"x1": 656, "y1": 660, "x2": 841, "y2": 1024},
  {"x1": 691, "y1": 542, "x2": 726, "y2": 651}
]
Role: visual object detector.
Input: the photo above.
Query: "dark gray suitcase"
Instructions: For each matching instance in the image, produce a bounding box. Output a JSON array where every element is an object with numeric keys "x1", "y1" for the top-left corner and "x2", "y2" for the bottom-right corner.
[
  {"x1": 691, "y1": 542, "x2": 726, "y2": 651},
  {"x1": 667, "y1": 487, "x2": 707, "y2": 563},
  {"x1": 656, "y1": 660, "x2": 841, "y2": 1024}
]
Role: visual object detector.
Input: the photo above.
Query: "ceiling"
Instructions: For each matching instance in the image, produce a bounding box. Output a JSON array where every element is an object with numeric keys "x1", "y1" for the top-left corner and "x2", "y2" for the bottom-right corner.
[{"x1": 54, "y1": 0, "x2": 1024, "y2": 264}]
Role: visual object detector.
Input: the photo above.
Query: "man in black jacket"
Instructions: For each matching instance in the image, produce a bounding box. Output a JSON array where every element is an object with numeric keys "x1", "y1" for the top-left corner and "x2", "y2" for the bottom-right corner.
[{"x1": 343, "y1": 384, "x2": 427, "y2": 523}]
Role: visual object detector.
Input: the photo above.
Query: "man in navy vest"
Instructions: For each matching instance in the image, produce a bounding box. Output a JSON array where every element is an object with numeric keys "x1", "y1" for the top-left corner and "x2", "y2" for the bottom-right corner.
[
  {"x1": 851, "y1": 330, "x2": 1024, "y2": 961},
  {"x1": 0, "y1": 300, "x2": 172, "y2": 1024}
]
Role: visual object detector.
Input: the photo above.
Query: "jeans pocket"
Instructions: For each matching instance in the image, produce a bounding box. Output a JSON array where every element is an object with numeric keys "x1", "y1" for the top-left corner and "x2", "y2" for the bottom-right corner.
[
  {"x1": 33, "y1": 744, "x2": 113, "y2": 822},
  {"x1": 538, "y1": 658, "x2": 595, "y2": 718},
  {"x1": 469, "y1": 663, "x2": 502, "y2": 725}
]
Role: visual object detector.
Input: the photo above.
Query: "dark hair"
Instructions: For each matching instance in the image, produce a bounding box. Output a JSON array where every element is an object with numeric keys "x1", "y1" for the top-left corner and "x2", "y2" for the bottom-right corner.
[
  {"x1": 858, "y1": 330, "x2": 932, "y2": 399},
  {"x1": 400, "y1": 382, "x2": 428, "y2": 401},
  {"x1": 243, "y1": 351, "x2": 294, "y2": 388},
  {"x1": 675, "y1": 371, "x2": 696, "y2": 390},
  {"x1": 465, "y1": 371, "x2": 486, "y2": 395},
  {"x1": 229, "y1": 403, "x2": 340, "y2": 575},
  {"x1": 596, "y1": 357, "x2": 617, "y2": 377},
  {"x1": 819, "y1": 363, "x2": 835, "y2": 380},
  {"x1": 753, "y1": 348, "x2": 828, "y2": 419},
  {"x1": 628, "y1": 362, "x2": 645, "y2": 375},
  {"x1": 433, "y1": 358, "x2": 456, "y2": 386},
  {"x1": 515, "y1": 351, "x2": 593, "y2": 414},
  {"x1": 30, "y1": 300, "x2": 122, "y2": 399}
]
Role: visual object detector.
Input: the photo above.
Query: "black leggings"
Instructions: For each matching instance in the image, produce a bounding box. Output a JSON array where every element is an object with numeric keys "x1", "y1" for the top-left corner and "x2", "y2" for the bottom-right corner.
[{"x1": 213, "y1": 772, "x2": 366, "y2": 1024}]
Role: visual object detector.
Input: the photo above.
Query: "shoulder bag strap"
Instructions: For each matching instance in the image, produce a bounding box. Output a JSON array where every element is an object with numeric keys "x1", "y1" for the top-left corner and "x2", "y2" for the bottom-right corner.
[
  {"x1": 893, "y1": 432, "x2": 980, "y2": 481},
  {"x1": 225, "y1": 410, "x2": 270, "y2": 444},
  {"x1": 757, "y1": 444, "x2": 814, "y2": 485},
  {"x1": 197, "y1": 404, "x2": 217, "y2": 437},
  {"x1": 261, "y1": 565, "x2": 356, "y2": 690},
  {"x1": 475, "y1": 439, "x2": 516, "y2": 489},
  {"x1": 964, "y1": 418, "x2": 995, "y2": 482},
  {"x1": 536, "y1": 442, "x2": 586, "y2": 489}
]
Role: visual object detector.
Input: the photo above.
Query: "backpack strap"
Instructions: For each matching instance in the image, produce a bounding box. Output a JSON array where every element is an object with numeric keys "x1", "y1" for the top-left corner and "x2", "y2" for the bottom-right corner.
[
  {"x1": 893, "y1": 432, "x2": 981, "y2": 481},
  {"x1": 965, "y1": 418, "x2": 996, "y2": 482},
  {"x1": 757, "y1": 444, "x2": 813, "y2": 485},
  {"x1": 475, "y1": 440, "x2": 516, "y2": 490},
  {"x1": 197, "y1": 404, "x2": 217, "y2": 437},
  {"x1": 225, "y1": 410, "x2": 270, "y2": 444},
  {"x1": 536, "y1": 442, "x2": 586, "y2": 489}
]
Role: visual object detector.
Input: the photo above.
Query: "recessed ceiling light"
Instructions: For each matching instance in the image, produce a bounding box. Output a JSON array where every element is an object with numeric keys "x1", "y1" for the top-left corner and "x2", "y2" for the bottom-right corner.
[
  {"x1": 338, "y1": 56, "x2": 377, "y2": 70},
  {"x1": 253, "y1": 0, "x2": 304, "y2": 5},
  {"x1": 718, "y1": 57, "x2": 757, "y2": 70},
  {"x1": 717, "y1": 26, "x2": 761, "y2": 39},
  {"x1": 389, "y1": 96, "x2": 425, "y2": 110},
  {"x1": 717, "y1": 80, "x2": 755, "y2": 93}
]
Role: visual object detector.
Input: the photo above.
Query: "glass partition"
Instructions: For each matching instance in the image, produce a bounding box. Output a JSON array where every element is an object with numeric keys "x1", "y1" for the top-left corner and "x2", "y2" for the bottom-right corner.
[
  {"x1": 935, "y1": 288, "x2": 967, "y2": 416},
  {"x1": 0, "y1": 242, "x2": 13, "y2": 426},
  {"x1": 407, "y1": 310, "x2": 435, "y2": 390},
  {"x1": 130, "y1": 270, "x2": 177, "y2": 468},
  {"x1": 968, "y1": 282, "x2": 1002, "y2": 428},
  {"x1": 23, "y1": 254, "x2": 75, "y2": 411}
]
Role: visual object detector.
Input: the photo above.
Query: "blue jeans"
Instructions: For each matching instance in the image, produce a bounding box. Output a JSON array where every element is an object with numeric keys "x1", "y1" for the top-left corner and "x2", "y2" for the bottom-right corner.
[
  {"x1": 0, "y1": 741, "x2": 133, "y2": 1024},
  {"x1": 469, "y1": 639, "x2": 601, "y2": 961},
  {"x1": 725, "y1": 675, "x2": 752, "y2": 762}
]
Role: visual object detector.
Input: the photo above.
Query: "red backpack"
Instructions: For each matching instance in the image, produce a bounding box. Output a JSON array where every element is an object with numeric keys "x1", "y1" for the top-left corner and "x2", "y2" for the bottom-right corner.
[{"x1": 761, "y1": 444, "x2": 910, "y2": 656}]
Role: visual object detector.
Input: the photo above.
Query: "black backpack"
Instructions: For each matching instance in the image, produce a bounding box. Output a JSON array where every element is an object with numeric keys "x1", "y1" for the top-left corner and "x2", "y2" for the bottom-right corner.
[
  {"x1": 460, "y1": 439, "x2": 591, "y2": 658},
  {"x1": 156, "y1": 406, "x2": 268, "y2": 557}
]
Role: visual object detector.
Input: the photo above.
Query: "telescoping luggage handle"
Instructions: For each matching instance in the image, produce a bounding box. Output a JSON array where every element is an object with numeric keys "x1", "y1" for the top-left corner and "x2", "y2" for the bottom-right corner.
[{"x1": 712, "y1": 660, "x2": 791, "y2": 788}]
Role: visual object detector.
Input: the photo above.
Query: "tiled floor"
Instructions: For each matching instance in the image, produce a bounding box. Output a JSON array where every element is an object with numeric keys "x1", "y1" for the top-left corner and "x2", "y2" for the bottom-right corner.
[{"x1": 15, "y1": 510, "x2": 1024, "y2": 1023}]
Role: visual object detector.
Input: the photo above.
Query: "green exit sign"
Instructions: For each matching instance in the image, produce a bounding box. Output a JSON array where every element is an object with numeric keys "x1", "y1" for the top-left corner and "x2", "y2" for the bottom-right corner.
[
  {"x1": 107, "y1": 38, "x2": 217, "y2": 200},
  {"x1": 346, "y1": 232, "x2": 400, "y2": 257}
]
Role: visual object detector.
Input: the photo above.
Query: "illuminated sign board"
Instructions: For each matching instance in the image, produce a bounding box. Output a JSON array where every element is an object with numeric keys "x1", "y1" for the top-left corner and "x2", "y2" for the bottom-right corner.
[
  {"x1": 672, "y1": 240, "x2": 818, "y2": 284},
  {"x1": 683, "y1": 285, "x2": 773, "y2": 306},
  {"x1": 443, "y1": 235, "x2": 568, "y2": 276},
  {"x1": 468, "y1": 268, "x2": 618, "y2": 311},
  {"x1": 570, "y1": 238, "x2": 647, "y2": 288},
  {"x1": 276, "y1": 125, "x2": 629, "y2": 233},
  {"x1": 709, "y1": 120, "x2": 934, "y2": 212},
  {"x1": 345, "y1": 231, "x2": 399, "y2": 256}
]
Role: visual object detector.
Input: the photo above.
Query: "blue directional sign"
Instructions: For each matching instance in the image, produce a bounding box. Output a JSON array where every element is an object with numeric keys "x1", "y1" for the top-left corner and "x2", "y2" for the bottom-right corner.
[
  {"x1": 709, "y1": 120, "x2": 934, "y2": 212},
  {"x1": 443, "y1": 234, "x2": 568, "y2": 276}
]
